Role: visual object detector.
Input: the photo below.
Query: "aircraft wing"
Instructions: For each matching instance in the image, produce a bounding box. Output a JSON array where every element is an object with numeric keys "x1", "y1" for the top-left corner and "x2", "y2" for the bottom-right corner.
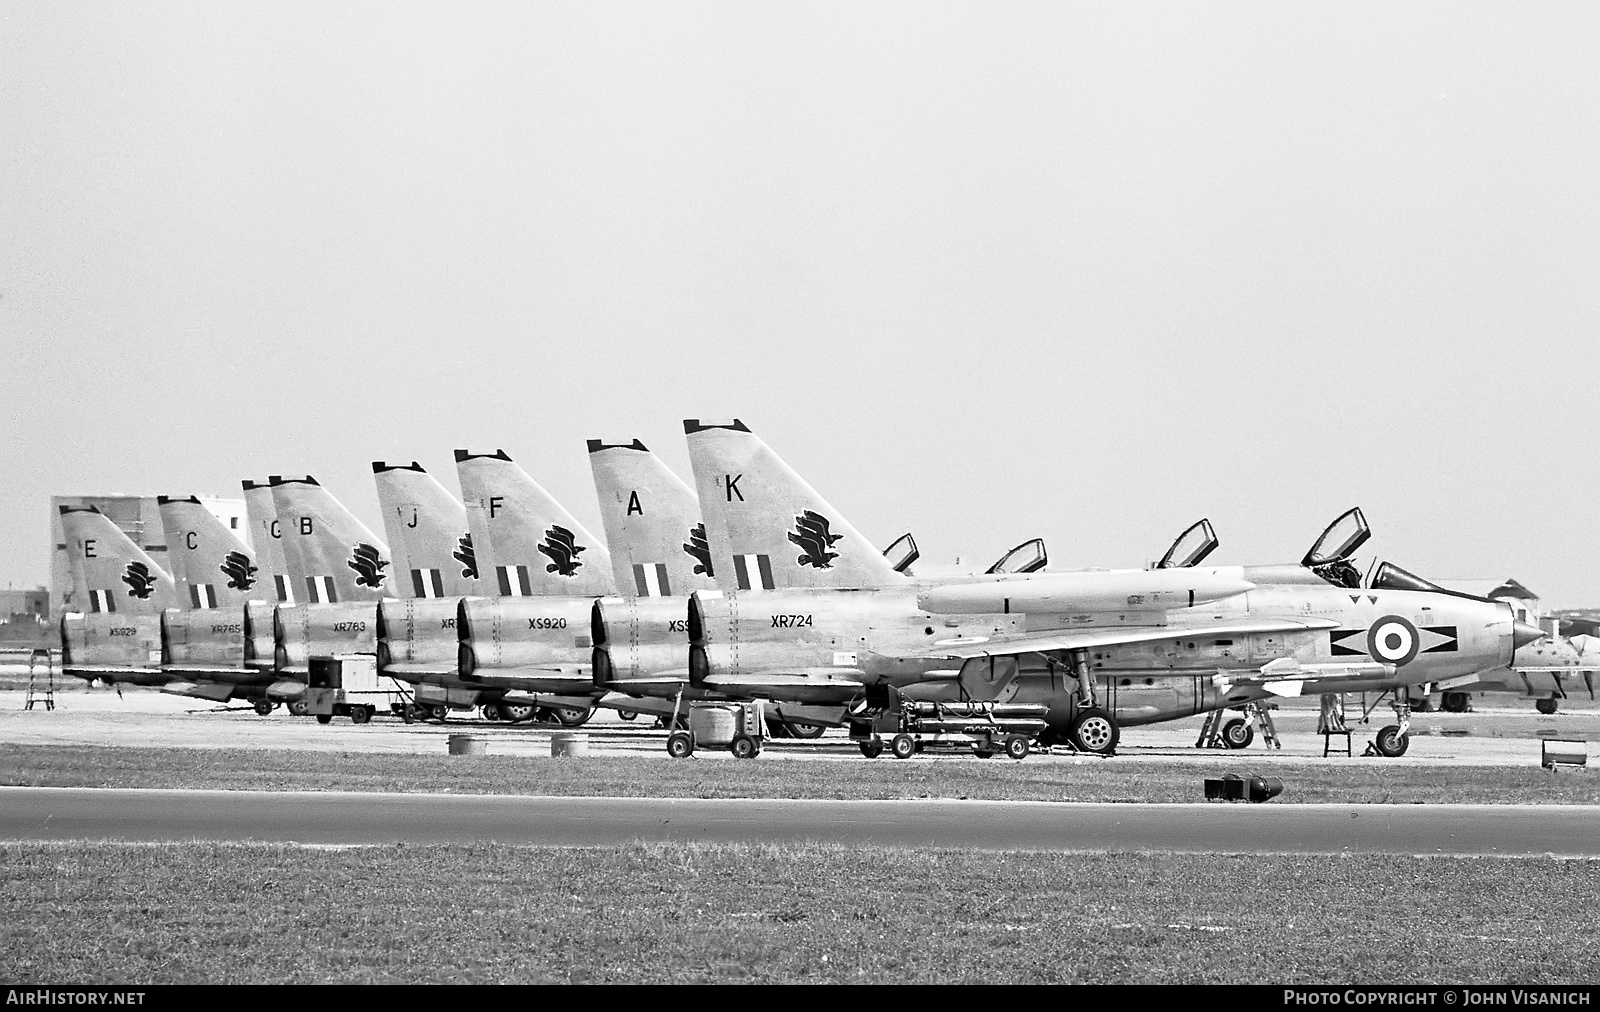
[{"x1": 905, "y1": 618, "x2": 1342, "y2": 660}]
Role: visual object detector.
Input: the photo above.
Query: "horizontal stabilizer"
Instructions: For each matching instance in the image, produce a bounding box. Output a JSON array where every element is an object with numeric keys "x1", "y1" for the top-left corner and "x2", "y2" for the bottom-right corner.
[{"x1": 159, "y1": 681, "x2": 236, "y2": 702}]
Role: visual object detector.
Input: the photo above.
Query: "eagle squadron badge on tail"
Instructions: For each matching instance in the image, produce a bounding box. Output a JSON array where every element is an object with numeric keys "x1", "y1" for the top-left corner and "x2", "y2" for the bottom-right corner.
[
  {"x1": 347, "y1": 543, "x2": 389, "y2": 589},
  {"x1": 122, "y1": 561, "x2": 158, "y2": 600},
  {"x1": 538, "y1": 525, "x2": 586, "y2": 577},
  {"x1": 454, "y1": 533, "x2": 478, "y2": 580},
  {"x1": 219, "y1": 551, "x2": 257, "y2": 591},
  {"x1": 788, "y1": 510, "x2": 842, "y2": 569}
]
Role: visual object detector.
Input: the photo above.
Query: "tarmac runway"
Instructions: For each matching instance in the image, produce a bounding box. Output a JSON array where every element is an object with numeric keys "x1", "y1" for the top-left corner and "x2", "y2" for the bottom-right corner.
[
  {"x1": 5, "y1": 687, "x2": 1598, "y2": 766},
  {"x1": 5, "y1": 786, "x2": 1600, "y2": 855}
]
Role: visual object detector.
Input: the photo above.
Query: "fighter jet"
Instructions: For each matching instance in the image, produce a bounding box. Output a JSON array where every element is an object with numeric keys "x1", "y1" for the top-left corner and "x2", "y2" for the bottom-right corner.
[
  {"x1": 152, "y1": 495, "x2": 284, "y2": 710},
  {"x1": 57, "y1": 504, "x2": 286, "y2": 708},
  {"x1": 57, "y1": 505, "x2": 175, "y2": 687},
  {"x1": 668, "y1": 420, "x2": 1538, "y2": 756},
  {"x1": 587, "y1": 432, "x2": 1079, "y2": 732}
]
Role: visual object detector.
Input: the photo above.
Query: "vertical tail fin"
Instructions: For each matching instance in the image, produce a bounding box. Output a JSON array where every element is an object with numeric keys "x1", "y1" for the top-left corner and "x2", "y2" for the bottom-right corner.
[
  {"x1": 269, "y1": 476, "x2": 391, "y2": 603},
  {"x1": 59, "y1": 505, "x2": 179, "y2": 615},
  {"x1": 156, "y1": 496, "x2": 264, "y2": 609},
  {"x1": 587, "y1": 439, "x2": 718, "y2": 598},
  {"x1": 242, "y1": 480, "x2": 295, "y2": 604},
  {"x1": 454, "y1": 449, "x2": 615, "y2": 598},
  {"x1": 372, "y1": 461, "x2": 481, "y2": 598},
  {"x1": 683, "y1": 419, "x2": 903, "y2": 591}
]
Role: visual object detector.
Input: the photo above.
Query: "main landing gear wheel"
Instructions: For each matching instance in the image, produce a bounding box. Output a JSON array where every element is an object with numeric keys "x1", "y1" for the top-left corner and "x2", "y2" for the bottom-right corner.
[
  {"x1": 1221, "y1": 718, "x2": 1254, "y2": 750},
  {"x1": 428, "y1": 704, "x2": 450, "y2": 722},
  {"x1": 785, "y1": 722, "x2": 827, "y2": 740},
  {"x1": 1004, "y1": 735, "x2": 1030, "y2": 761},
  {"x1": 617, "y1": 709, "x2": 638, "y2": 721},
  {"x1": 1373, "y1": 724, "x2": 1410, "y2": 757},
  {"x1": 731, "y1": 734, "x2": 760, "y2": 759},
  {"x1": 666, "y1": 731, "x2": 695, "y2": 758},
  {"x1": 1440, "y1": 692, "x2": 1470, "y2": 713},
  {"x1": 481, "y1": 704, "x2": 503, "y2": 722},
  {"x1": 253, "y1": 700, "x2": 274, "y2": 717},
  {"x1": 1536, "y1": 697, "x2": 1559, "y2": 715},
  {"x1": 500, "y1": 704, "x2": 535, "y2": 723},
  {"x1": 288, "y1": 700, "x2": 309, "y2": 717},
  {"x1": 1068, "y1": 708, "x2": 1120, "y2": 755},
  {"x1": 316, "y1": 714, "x2": 333, "y2": 725},
  {"x1": 859, "y1": 740, "x2": 884, "y2": 759},
  {"x1": 890, "y1": 734, "x2": 917, "y2": 760},
  {"x1": 350, "y1": 706, "x2": 372, "y2": 725}
]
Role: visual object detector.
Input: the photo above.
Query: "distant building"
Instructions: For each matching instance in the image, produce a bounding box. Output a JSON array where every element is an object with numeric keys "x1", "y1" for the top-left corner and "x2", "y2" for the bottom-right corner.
[
  {"x1": 0, "y1": 586, "x2": 49, "y2": 621},
  {"x1": 50, "y1": 495, "x2": 247, "y2": 615},
  {"x1": 1436, "y1": 578, "x2": 1539, "y2": 620}
]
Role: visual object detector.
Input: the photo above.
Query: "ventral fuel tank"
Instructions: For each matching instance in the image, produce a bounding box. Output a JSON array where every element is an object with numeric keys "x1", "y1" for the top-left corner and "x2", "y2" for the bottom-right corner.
[{"x1": 915, "y1": 567, "x2": 1254, "y2": 616}]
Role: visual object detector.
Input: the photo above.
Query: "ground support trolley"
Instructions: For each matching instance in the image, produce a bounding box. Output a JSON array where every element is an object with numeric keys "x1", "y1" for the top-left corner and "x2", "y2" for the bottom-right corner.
[
  {"x1": 303, "y1": 656, "x2": 403, "y2": 725},
  {"x1": 663, "y1": 694, "x2": 768, "y2": 759},
  {"x1": 849, "y1": 698, "x2": 1049, "y2": 760}
]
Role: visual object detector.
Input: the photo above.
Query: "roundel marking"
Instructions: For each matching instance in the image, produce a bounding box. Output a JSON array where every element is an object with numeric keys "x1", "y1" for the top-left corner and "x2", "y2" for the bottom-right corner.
[{"x1": 1367, "y1": 615, "x2": 1420, "y2": 666}]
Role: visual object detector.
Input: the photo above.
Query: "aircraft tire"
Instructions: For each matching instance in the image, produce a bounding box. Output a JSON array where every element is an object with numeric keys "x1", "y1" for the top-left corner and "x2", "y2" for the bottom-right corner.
[
  {"x1": 1536, "y1": 697, "x2": 1559, "y2": 715},
  {"x1": 288, "y1": 700, "x2": 310, "y2": 717},
  {"x1": 553, "y1": 707, "x2": 593, "y2": 727},
  {"x1": 315, "y1": 714, "x2": 333, "y2": 725},
  {"x1": 786, "y1": 722, "x2": 827, "y2": 739},
  {"x1": 1221, "y1": 718, "x2": 1254, "y2": 750},
  {"x1": 731, "y1": 734, "x2": 759, "y2": 759},
  {"x1": 890, "y1": 734, "x2": 917, "y2": 760},
  {"x1": 667, "y1": 731, "x2": 695, "y2": 759},
  {"x1": 481, "y1": 704, "x2": 503, "y2": 722},
  {"x1": 1440, "y1": 692, "x2": 1470, "y2": 713},
  {"x1": 1004, "y1": 735, "x2": 1030, "y2": 761},
  {"x1": 859, "y1": 740, "x2": 883, "y2": 758},
  {"x1": 1068, "y1": 708, "x2": 1120, "y2": 755},
  {"x1": 617, "y1": 709, "x2": 638, "y2": 721},
  {"x1": 1374, "y1": 725, "x2": 1409, "y2": 757},
  {"x1": 253, "y1": 700, "x2": 274, "y2": 717},
  {"x1": 428, "y1": 704, "x2": 450, "y2": 722}
]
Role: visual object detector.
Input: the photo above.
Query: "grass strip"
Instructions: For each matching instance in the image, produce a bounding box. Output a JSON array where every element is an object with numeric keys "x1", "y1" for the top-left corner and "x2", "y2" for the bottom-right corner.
[
  {"x1": 4, "y1": 744, "x2": 1599, "y2": 804},
  {"x1": 2, "y1": 841, "x2": 1595, "y2": 984}
]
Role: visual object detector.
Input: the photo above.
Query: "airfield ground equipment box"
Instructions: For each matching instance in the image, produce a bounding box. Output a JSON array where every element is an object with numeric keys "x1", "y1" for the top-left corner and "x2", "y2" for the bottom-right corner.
[
  {"x1": 303, "y1": 655, "x2": 402, "y2": 725},
  {"x1": 848, "y1": 695, "x2": 1048, "y2": 760},
  {"x1": 665, "y1": 699, "x2": 767, "y2": 759}
]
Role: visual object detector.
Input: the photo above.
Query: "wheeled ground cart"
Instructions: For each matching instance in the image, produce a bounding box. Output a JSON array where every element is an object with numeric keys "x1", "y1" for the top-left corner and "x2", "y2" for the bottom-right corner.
[
  {"x1": 848, "y1": 695, "x2": 1049, "y2": 759},
  {"x1": 303, "y1": 656, "x2": 400, "y2": 724},
  {"x1": 664, "y1": 697, "x2": 767, "y2": 759}
]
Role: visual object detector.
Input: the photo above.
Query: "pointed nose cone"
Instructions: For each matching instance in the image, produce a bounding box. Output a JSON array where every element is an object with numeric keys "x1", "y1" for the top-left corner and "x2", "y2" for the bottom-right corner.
[{"x1": 1513, "y1": 623, "x2": 1547, "y2": 650}]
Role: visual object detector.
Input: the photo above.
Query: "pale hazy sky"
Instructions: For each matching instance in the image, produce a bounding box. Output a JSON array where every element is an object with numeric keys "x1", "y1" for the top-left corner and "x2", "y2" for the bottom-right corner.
[{"x1": 3, "y1": 3, "x2": 1598, "y2": 603}]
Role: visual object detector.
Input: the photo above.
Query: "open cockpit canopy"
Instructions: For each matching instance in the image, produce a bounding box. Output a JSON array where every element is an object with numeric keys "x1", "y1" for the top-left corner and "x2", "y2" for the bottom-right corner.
[
  {"x1": 1156, "y1": 518, "x2": 1218, "y2": 569},
  {"x1": 1302, "y1": 507, "x2": 1369, "y2": 588},
  {"x1": 986, "y1": 538, "x2": 1047, "y2": 575}
]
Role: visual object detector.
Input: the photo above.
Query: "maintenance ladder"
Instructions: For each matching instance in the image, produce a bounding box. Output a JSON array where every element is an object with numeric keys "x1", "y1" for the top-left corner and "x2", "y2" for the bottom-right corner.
[
  {"x1": 24, "y1": 648, "x2": 55, "y2": 711},
  {"x1": 1195, "y1": 701, "x2": 1282, "y2": 750}
]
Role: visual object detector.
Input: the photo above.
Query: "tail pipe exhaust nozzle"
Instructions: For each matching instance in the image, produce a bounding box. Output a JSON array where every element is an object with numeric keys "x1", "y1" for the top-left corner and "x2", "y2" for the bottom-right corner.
[{"x1": 590, "y1": 600, "x2": 613, "y2": 687}]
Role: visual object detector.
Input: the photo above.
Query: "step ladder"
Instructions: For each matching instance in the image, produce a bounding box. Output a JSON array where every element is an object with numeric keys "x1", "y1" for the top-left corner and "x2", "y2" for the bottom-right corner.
[
  {"x1": 1249, "y1": 701, "x2": 1282, "y2": 750},
  {"x1": 1193, "y1": 701, "x2": 1281, "y2": 749},
  {"x1": 24, "y1": 649, "x2": 55, "y2": 711},
  {"x1": 1318, "y1": 693, "x2": 1352, "y2": 757}
]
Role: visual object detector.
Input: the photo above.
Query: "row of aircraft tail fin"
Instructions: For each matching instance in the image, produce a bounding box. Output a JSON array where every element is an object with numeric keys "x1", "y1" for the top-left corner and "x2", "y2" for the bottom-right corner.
[{"x1": 62, "y1": 420, "x2": 1060, "y2": 618}]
